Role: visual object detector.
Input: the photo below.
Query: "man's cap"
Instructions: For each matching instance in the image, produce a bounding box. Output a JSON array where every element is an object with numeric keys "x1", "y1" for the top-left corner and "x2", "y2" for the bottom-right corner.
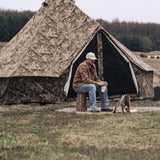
[{"x1": 86, "y1": 52, "x2": 97, "y2": 60}]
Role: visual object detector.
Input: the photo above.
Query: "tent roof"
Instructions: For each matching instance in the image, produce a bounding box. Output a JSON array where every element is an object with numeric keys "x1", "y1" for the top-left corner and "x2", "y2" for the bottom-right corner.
[
  {"x1": 0, "y1": 0, "x2": 153, "y2": 78},
  {"x1": 0, "y1": 0, "x2": 101, "y2": 77}
]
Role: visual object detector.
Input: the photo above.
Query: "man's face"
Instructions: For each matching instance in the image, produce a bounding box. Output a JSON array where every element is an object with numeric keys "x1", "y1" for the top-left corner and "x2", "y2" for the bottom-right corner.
[{"x1": 87, "y1": 58, "x2": 95, "y2": 66}]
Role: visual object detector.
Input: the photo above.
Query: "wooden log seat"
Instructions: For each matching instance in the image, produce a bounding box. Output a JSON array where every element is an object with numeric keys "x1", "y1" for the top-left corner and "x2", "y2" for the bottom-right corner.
[{"x1": 76, "y1": 92, "x2": 87, "y2": 111}]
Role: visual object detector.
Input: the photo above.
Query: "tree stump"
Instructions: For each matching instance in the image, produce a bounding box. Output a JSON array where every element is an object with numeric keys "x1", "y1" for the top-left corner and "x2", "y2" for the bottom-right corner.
[{"x1": 76, "y1": 93, "x2": 87, "y2": 111}]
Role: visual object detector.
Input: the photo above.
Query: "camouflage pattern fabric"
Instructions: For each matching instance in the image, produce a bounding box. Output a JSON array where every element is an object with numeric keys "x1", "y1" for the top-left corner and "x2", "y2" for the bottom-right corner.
[
  {"x1": 0, "y1": 0, "x2": 100, "y2": 78},
  {"x1": 0, "y1": 72, "x2": 69, "y2": 104}
]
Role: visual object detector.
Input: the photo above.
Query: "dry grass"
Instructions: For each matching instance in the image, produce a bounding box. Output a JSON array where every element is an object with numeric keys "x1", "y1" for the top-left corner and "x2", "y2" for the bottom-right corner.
[
  {"x1": 0, "y1": 100, "x2": 160, "y2": 160},
  {"x1": 142, "y1": 58, "x2": 160, "y2": 74}
]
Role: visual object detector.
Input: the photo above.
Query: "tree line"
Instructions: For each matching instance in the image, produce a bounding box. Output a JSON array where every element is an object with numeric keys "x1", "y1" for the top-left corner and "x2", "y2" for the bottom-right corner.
[
  {"x1": 0, "y1": 10, "x2": 34, "y2": 41},
  {"x1": 0, "y1": 10, "x2": 160, "y2": 52},
  {"x1": 97, "y1": 19, "x2": 160, "y2": 52}
]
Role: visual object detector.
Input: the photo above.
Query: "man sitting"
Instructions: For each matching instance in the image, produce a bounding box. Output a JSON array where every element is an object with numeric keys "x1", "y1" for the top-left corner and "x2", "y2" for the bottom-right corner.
[{"x1": 72, "y1": 52, "x2": 113, "y2": 112}]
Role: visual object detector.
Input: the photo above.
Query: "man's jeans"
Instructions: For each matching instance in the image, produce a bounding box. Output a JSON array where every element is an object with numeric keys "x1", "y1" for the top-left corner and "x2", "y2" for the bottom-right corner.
[{"x1": 75, "y1": 84, "x2": 109, "y2": 111}]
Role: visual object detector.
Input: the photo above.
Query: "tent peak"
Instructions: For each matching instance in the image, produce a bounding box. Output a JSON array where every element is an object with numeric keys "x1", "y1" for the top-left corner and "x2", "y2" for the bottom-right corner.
[
  {"x1": 66, "y1": 0, "x2": 75, "y2": 3},
  {"x1": 42, "y1": 0, "x2": 75, "y2": 6}
]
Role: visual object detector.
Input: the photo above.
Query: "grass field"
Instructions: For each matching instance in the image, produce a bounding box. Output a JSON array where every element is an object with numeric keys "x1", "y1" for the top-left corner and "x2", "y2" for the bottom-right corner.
[{"x1": 0, "y1": 100, "x2": 160, "y2": 160}]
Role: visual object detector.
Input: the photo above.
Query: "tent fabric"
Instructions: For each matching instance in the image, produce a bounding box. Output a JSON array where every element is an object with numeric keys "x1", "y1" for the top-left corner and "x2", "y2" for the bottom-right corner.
[{"x1": 0, "y1": 0, "x2": 100, "y2": 77}]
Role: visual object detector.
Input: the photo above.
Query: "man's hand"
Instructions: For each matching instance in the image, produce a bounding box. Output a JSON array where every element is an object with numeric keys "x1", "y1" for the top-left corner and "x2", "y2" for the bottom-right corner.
[{"x1": 97, "y1": 81, "x2": 108, "y2": 87}]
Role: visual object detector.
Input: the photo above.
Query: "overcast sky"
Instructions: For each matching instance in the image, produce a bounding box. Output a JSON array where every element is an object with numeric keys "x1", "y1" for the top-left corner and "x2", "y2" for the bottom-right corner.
[{"x1": 0, "y1": 0, "x2": 159, "y2": 24}]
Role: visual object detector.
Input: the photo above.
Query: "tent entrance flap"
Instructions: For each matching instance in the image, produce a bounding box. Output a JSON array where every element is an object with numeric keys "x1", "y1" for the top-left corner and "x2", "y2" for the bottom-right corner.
[
  {"x1": 101, "y1": 31, "x2": 138, "y2": 95},
  {"x1": 64, "y1": 34, "x2": 98, "y2": 97}
]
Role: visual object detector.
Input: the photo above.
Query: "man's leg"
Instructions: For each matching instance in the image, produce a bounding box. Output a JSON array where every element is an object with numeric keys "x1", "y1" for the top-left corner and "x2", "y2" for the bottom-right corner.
[
  {"x1": 100, "y1": 87, "x2": 109, "y2": 109},
  {"x1": 75, "y1": 84, "x2": 97, "y2": 111},
  {"x1": 96, "y1": 85, "x2": 111, "y2": 111},
  {"x1": 99, "y1": 86, "x2": 112, "y2": 111}
]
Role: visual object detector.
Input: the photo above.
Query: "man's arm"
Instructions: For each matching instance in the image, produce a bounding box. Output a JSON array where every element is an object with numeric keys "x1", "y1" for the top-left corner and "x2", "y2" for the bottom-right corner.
[
  {"x1": 93, "y1": 65, "x2": 108, "y2": 87},
  {"x1": 97, "y1": 81, "x2": 108, "y2": 87}
]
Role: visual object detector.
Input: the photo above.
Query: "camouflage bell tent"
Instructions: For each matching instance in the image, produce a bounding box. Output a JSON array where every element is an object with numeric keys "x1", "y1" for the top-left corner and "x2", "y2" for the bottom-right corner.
[{"x1": 0, "y1": 0, "x2": 153, "y2": 104}]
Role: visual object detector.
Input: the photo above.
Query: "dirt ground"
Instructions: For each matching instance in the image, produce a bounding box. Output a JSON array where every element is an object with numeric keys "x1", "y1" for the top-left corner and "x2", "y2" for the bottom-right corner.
[
  {"x1": 56, "y1": 98, "x2": 160, "y2": 114},
  {"x1": 57, "y1": 106, "x2": 160, "y2": 114}
]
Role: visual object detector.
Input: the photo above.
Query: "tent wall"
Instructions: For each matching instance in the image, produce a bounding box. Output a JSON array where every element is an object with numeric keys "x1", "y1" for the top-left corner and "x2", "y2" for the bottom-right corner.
[
  {"x1": 131, "y1": 63, "x2": 154, "y2": 98},
  {"x1": 0, "y1": 74, "x2": 68, "y2": 104}
]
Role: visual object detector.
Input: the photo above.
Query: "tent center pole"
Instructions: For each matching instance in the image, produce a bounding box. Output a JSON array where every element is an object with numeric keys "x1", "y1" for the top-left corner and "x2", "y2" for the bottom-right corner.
[{"x1": 97, "y1": 31, "x2": 104, "y2": 80}]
